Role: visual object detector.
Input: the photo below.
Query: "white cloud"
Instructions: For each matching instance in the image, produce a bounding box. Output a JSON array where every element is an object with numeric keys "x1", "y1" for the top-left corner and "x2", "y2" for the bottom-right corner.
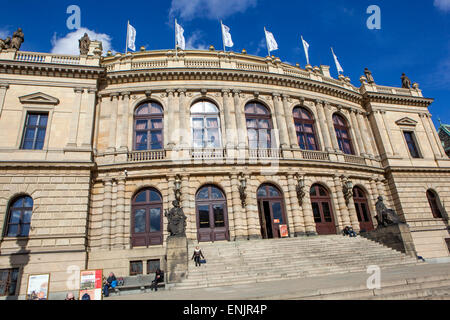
[
  {"x1": 0, "y1": 28, "x2": 10, "y2": 39},
  {"x1": 169, "y1": 0, "x2": 257, "y2": 21},
  {"x1": 434, "y1": 0, "x2": 450, "y2": 12},
  {"x1": 51, "y1": 28, "x2": 114, "y2": 56},
  {"x1": 186, "y1": 30, "x2": 209, "y2": 50}
]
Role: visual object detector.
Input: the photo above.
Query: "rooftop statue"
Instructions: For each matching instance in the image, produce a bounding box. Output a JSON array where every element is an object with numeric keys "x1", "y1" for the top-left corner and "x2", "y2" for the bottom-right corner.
[
  {"x1": 364, "y1": 68, "x2": 375, "y2": 84},
  {"x1": 0, "y1": 37, "x2": 11, "y2": 50},
  {"x1": 79, "y1": 33, "x2": 91, "y2": 56},
  {"x1": 401, "y1": 73, "x2": 411, "y2": 89},
  {"x1": 165, "y1": 200, "x2": 187, "y2": 238},
  {"x1": 11, "y1": 28, "x2": 24, "y2": 50},
  {"x1": 375, "y1": 196, "x2": 402, "y2": 228}
]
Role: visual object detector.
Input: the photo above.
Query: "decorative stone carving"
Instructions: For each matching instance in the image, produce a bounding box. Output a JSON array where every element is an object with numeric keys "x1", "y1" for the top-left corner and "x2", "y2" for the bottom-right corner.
[
  {"x1": 79, "y1": 33, "x2": 91, "y2": 55},
  {"x1": 11, "y1": 28, "x2": 24, "y2": 50},
  {"x1": 364, "y1": 68, "x2": 375, "y2": 84},
  {"x1": 401, "y1": 73, "x2": 411, "y2": 89},
  {"x1": 375, "y1": 196, "x2": 402, "y2": 227},
  {"x1": 0, "y1": 37, "x2": 11, "y2": 50},
  {"x1": 165, "y1": 200, "x2": 187, "y2": 238}
]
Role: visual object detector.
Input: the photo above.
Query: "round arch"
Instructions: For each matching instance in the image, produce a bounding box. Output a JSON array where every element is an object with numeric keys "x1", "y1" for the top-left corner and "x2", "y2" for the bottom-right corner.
[
  {"x1": 131, "y1": 187, "x2": 164, "y2": 247},
  {"x1": 4, "y1": 194, "x2": 33, "y2": 238},
  {"x1": 257, "y1": 183, "x2": 288, "y2": 239},
  {"x1": 133, "y1": 100, "x2": 164, "y2": 151}
]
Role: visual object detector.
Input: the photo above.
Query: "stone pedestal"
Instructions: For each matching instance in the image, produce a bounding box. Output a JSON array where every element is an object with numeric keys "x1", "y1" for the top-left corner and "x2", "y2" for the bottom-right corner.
[
  {"x1": 166, "y1": 236, "x2": 188, "y2": 284},
  {"x1": 361, "y1": 223, "x2": 417, "y2": 258}
]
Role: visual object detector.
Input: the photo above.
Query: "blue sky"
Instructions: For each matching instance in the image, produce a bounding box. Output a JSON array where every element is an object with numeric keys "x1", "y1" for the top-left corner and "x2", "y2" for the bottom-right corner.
[{"x1": 1, "y1": 0, "x2": 449, "y2": 129}]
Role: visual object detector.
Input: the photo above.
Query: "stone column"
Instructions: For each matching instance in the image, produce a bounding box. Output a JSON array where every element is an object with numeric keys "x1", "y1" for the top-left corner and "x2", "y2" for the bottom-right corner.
[
  {"x1": 424, "y1": 114, "x2": 446, "y2": 158},
  {"x1": 272, "y1": 93, "x2": 289, "y2": 149},
  {"x1": 315, "y1": 100, "x2": 333, "y2": 152},
  {"x1": 231, "y1": 174, "x2": 248, "y2": 240},
  {"x1": 364, "y1": 114, "x2": 379, "y2": 158},
  {"x1": 81, "y1": 89, "x2": 97, "y2": 148},
  {"x1": 283, "y1": 95, "x2": 298, "y2": 148},
  {"x1": 372, "y1": 110, "x2": 393, "y2": 157},
  {"x1": 166, "y1": 90, "x2": 176, "y2": 148},
  {"x1": 369, "y1": 178, "x2": 380, "y2": 227},
  {"x1": 115, "y1": 178, "x2": 126, "y2": 248},
  {"x1": 0, "y1": 84, "x2": 9, "y2": 118},
  {"x1": 93, "y1": 94, "x2": 102, "y2": 153},
  {"x1": 66, "y1": 88, "x2": 84, "y2": 148},
  {"x1": 107, "y1": 93, "x2": 119, "y2": 152},
  {"x1": 102, "y1": 179, "x2": 113, "y2": 250},
  {"x1": 357, "y1": 111, "x2": 374, "y2": 157},
  {"x1": 118, "y1": 92, "x2": 131, "y2": 151},
  {"x1": 349, "y1": 109, "x2": 366, "y2": 156},
  {"x1": 178, "y1": 89, "x2": 188, "y2": 148},
  {"x1": 233, "y1": 90, "x2": 246, "y2": 149},
  {"x1": 381, "y1": 111, "x2": 397, "y2": 156},
  {"x1": 325, "y1": 103, "x2": 340, "y2": 152},
  {"x1": 180, "y1": 175, "x2": 192, "y2": 239},
  {"x1": 287, "y1": 174, "x2": 306, "y2": 236},
  {"x1": 303, "y1": 179, "x2": 317, "y2": 235},
  {"x1": 222, "y1": 90, "x2": 236, "y2": 148},
  {"x1": 246, "y1": 179, "x2": 260, "y2": 240},
  {"x1": 332, "y1": 175, "x2": 351, "y2": 231}
]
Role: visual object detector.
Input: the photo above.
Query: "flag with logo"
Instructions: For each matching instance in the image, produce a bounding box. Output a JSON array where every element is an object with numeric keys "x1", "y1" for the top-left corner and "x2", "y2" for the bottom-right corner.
[
  {"x1": 175, "y1": 20, "x2": 186, "y2": 50},
  {"x1": 331, "y1": 47, "x2": 344, "y2": 74},
  {"x1": 127, "y1": 21, "x2": 136, "y2": 51},
  {"x1": 264, "y1": 28, "x2": 278, "y2": 53},
  {"x1": 221, "y1": 22, "x2": 234, "y2": 48}
]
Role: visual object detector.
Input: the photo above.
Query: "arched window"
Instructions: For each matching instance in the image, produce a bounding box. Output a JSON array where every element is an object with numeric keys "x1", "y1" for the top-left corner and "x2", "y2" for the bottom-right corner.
[
  {"x1": 333, "y1": 114, "x2": 354, "y2": 155},
  {"x1": 5, "y1": 196, "x2": 33, "y2": 237},
  {"x1": 196, "y1": 185, "x2": 229, "y2": 242},
  {"x1": 293, "y1": 107, "x2": 319, "y2": 150},
  {"x1": 310, "y1": 184, "x2": 336, "y2": 235},
  {"x1": 191, "y1": 101, "x2": 221, "y2": 148},
  {"x1": 427, "y1": 190, "x2": 443, "y2": 219},
  {"x1": 131, "y1": 188, "x2": 163, "y2": 247},
  {"x1": 245, "y1": 102, "x2": 273, "y2": 149},
  {"x1": 134, "y1": 102, "x2": 164, "y2": 151},
  {"x1": 353, "y1": 187, "x2": 374, "y2": 232}
]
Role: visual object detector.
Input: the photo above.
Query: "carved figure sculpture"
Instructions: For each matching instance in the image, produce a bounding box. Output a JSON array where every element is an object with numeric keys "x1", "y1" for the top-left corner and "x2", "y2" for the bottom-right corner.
[
  {"x1": 375, "y1": 196, "x2": 402, "y2": 227},
  {"x1": 165, "y1": 200, "x2": 187, "y2": 237}
]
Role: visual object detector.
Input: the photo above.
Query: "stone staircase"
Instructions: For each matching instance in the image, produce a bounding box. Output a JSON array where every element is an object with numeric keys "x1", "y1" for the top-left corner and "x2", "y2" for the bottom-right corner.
[{"x1": 172, "y1": 235, "x2": 420, "y2": 290}]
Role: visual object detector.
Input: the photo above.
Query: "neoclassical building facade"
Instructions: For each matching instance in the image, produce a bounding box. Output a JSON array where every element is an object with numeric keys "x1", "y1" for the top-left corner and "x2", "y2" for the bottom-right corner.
[{"x1": 0, "y1": 44, "x2": 449, "y2": 298}]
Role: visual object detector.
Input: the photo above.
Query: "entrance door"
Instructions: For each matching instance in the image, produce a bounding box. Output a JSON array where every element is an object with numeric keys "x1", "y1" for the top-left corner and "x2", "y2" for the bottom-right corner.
[
  {"x1": 353, "y1": 187, "x2": 374, "y2": 232},
  {"x1": 310, "y1": 184, "x2": 336, "y2": 235},
  {"x1": 196, "y1": 185, "x2": 229, "y2": 242},
  {"x1": 257, "y1": 184, "x2": 287, "y2": 239}
]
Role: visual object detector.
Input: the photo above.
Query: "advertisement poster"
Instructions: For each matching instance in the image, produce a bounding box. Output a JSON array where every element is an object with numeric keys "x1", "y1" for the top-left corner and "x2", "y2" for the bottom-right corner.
[
  {"x1": 26, "y1": 274, "x2": 50, "y2": 300},
  {"x1": 279, "y1": 224, "x2": 289, "y2": 238},
  {"x1": 79, "y1": 270, "x2": 103, "y2": 300}
]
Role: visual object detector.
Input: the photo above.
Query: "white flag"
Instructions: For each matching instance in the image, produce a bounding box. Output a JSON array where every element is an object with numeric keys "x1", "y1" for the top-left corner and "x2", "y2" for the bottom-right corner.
[
  {"x1": 221, "y1": 23, "x2": 234, "y2": 48},
  {"x1": 331, "y1": 48, "x2": 344, "y2": 74},
  {"x1": 175, "y1": 20, "x2": 186, "y2": 50},
  {"x1": 301, "y1": 36, "x2": 310, "y2": 65},
  {"x1": 265, "y1": 28, "x2": 278, "y2": 53},
  {"x1": 127, "y1": 22, "x2": 136, "y2": 51}
]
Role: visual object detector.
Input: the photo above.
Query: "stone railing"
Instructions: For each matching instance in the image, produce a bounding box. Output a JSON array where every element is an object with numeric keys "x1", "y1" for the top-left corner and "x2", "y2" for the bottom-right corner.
[
  {"x1": 344, "y1": 154, "x2": 367, "y2": 165},
  {"x1": 190, "y1": 148, "x2": 226, "y2": 159},
  {"x1": 301, "y1": 150, "x2": 331, "y2": 161},
  {"x1": 132, "y1": 60, "x2": 168, "y2": 70},
  {"x1": 128, "y1": 150, "x2": 166, "y2": 162},
  {"x1": 0, "y1": 50, "x2": 100, "y2": 67},
  {"x1": 249, "y1": 148, "x2": 282, "y2": 159}
]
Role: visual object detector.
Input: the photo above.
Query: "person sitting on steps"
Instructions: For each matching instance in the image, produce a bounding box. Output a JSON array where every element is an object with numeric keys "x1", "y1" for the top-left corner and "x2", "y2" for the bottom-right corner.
[
  {"x1": 343, "y1": 226, "x2": 357, "y2": 237},
  {"x1": 192, "y1": 246, "x2": 205, "y2": 267},
  {"x1": 150, "y1": 268, "x2": 164, "y2": 291}
]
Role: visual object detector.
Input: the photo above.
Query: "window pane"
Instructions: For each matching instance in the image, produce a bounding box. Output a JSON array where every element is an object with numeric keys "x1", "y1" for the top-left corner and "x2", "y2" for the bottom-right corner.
[
  {"x1": 198, "y1": 205, "x2": 210, "y2": 228},
  {"x1": 268, "y1": 186, "x2": 280, "y2": 197},
  {"x1": 257, "y1": 187, "x2": 267, "y2": 198},
  {"x1": 39, "y1": 115, "x2": 48, "y2": 126},
  {"x1": 319, "y1": 187, "x2": 327, "y2": 197},
  {"x1": 7, "y1": 225, "x2": 18, "y2": 237},
  {"x1": 136, "y1": 132, "x2": 148, "y2": 146},
  {"x1": 23, "y1": 210, "x2": 33, "y2": 223},
  {"x1": 246, "y1": 119, "x2": 257, "y2": 129},
  {"x1": 147, "y1": 260, "x2": 160, "y2": 274},
  {"x1": 355, "y1": 205, "x2": 363, "y2": 222},
  {"x1": 322, "y1": 202, "x2": 332, "y2": 223},
  {"x1": 206, "y1": 128, "x2": 220, "y2": 147},
  {"x1": 312, "y1": 202, "x2": 321, "y2": 223},
  {"x1": 192, "y1": 118, "x2": 204, "y2": 129},
  {"x1": 151, "y1": 119, "x2": 163, "y2": 129},
  {"x1": 136, "y1": 105, "x2": 150, "y2": 115},
  {"x1": 213, "y1": 204, "x2": 225, "y2": 228},
  {"x1": 135, "y1": 192, "x2": 146, "y2": 203},
  {"x1": 310, "y1": 186, "x2": 317, "y2": 197},
  {"x1": 149, "y1": 104, "x2": 163, "y2": 114},
  {"x1": 271, "y1": 202, "x2": 283, "y2": 223},
  {"x1": 28, "y1": 114, "x2": 39, "y2": 126},
  {"x1": 197, "y1": 188, "x2": 209, "y2": 200},
  {"x1": 149, "y1": 208, "x2": 161, "y2": 232},
  {"x1": 134, "y1": 209, "x2": 146, "y2": 233},
  {"x1": 24, "y1": 197, "x2": 33, "y2": 208},
  {"x1": 258, "y1": 119, "x2": 270, "y2": 129},
  {"x1": 211, "y1": 187, "x2": 223, "y2": 199},
  {"x1": 19, "y1": 224, "x2": 30, "y2": 237},
  {"x1": 136, "y1": 120, "x2": 148, "y2": 130},
  {"x1": 360, "y1": 203, "x2": 370, "y2": 222},
  {"x1": 10, "y1": 210, "x2": 21, "y2": 224},
  {"x1": 36, "y1": 128, "x2": 46, "y2": 142},
  {"x1": 130, "y1": 261, "x2": 143, "y2": 275},
  {"x1": 149, "y1": 191, "x2": 161, "y2": 202},
  {"x1": 24, "y1": 128, "x2": 35, "y2": 140}
]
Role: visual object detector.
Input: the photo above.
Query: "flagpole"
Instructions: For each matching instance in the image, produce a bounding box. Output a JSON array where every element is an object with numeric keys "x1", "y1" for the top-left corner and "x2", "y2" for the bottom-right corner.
[
  {"x1": 264, "y1": 27, "x2": 271, "y2": 57},
  {"x1": 125, "y1": 20, "x2": 129, "y2": 54},
  {"x1": 221, "y1": 21, "x2": 226, "y2": 53}
]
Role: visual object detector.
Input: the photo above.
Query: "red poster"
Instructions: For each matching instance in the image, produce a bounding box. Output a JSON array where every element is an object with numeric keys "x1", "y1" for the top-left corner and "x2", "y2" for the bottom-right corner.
[{"x1": 279, "y1": 224, "x2": 289, "y2": 238}]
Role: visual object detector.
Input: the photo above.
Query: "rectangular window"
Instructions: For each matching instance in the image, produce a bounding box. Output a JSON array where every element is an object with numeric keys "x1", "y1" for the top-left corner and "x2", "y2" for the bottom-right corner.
[
  {"x1": 0, "y1": 268, "x2": 19, "y2": 297},
  {"x1": 21, "y1": 113, "x2": 48, "y2": 150},
  {"x1": 130, "y1": 261, "x2": 143, "y2": 276},
  {"x1": 147, "y1": 260, "x2": 161, "y2": 274},
  {"x1": 403, "y1": 131, "x2": 421, "y2": 158}
]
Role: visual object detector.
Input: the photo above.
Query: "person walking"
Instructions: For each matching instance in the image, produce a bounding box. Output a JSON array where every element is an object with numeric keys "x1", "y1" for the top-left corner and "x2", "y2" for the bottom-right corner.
[{"x1": 191, "y1": 246, "x2": 205, "y2": 267}]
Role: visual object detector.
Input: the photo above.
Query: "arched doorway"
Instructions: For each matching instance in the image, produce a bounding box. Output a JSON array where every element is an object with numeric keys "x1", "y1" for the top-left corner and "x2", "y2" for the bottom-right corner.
[
  {"x1": 353, "y1": 187, "x2": 374, "y2": 232},
  {"x1": 196, "y1": 185, "x2": 229, "y2": 242},
  {"x1": 257, "y1": 184, "x2": 287, "y2": 239},
  {"x1": 426, "y1": 189, "x2": 443, "y2": 219},
  {"x1": 310, "y1": 184, "x2": 336, "y2": 235},
  {"x1": 131, "y1": 188, "x2": 163, "y2": 247}
]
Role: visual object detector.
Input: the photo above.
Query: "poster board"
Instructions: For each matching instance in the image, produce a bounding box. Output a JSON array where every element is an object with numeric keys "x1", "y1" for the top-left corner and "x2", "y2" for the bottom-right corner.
[
  {"x1": 279, "y1": 224, "x2": 289, "y2": 238},
  {"x1": 79, "y1": 269, "x2": 103, "y2": 300},
  {"x1": 26, "y1": 274, "x2": 50, "y2": 300}
]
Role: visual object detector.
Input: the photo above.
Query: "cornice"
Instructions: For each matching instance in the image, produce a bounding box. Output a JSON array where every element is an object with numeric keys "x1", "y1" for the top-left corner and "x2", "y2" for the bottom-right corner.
[{"x1": 363, "y1": 91, "x2": 433, "y2": 108}]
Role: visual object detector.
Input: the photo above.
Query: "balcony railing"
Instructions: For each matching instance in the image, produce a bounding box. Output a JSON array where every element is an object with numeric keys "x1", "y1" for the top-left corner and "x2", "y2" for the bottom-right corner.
[
  {"x1": 190, "y1": 148, "x2": 226, "y2": 159},
  {"x1": 344, "y1": 154, "x2": 367, "y2": 165},
  {"x1": 128, "y1": 150, "x2": 166, "y2": 162},
  {"x1": 249, "y1": 148, "x2": 282, "y2": 159},
  {"x1": 301, "y1": 150, "x2": 331, "y2": 161}
]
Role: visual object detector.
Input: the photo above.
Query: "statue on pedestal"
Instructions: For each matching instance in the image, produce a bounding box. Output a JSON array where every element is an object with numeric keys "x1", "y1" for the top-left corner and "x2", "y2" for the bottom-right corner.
[
  {"x1": 11, "y1": 28, "x2": 24, "y2": 50},
  {"x1": 0, "y1": 37, "x2": 11, "y2": 50},
  {"x1": 375, "y1": 196, "x2": 402, "y2": 227},
  {"x1": 364, "y1": 68, "x2": 375, "y2": 84},
  {"x1": 165, "y1": 200, "x2": 187, "y2": 238},
  {"x1": 401, "y1": 73, "x2": 411, "y2": 89},
  {"x1": 79, "y1": 33, "x2": 91, "y2": 56}
]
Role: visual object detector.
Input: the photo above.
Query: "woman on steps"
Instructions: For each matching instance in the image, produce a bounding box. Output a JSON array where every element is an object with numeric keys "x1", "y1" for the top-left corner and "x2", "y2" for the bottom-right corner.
[{"x1": 192, "y1": 246, "x2": 205, "y2": 267}]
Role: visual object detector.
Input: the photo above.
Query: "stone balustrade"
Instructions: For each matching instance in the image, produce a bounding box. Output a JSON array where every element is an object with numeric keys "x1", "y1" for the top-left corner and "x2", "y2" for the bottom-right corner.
[{"x1": 0, "y1": 49, "x2": 101, "y2": 67}]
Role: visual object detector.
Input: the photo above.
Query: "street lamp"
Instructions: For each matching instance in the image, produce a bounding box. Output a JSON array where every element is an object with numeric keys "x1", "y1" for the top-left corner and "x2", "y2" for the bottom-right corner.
[
  {"x1": 238, "y1": 173, "x2": 247, "y2": 207},
  {"x1": 295, "y1": 174, "x2": 306, "y2": 206},
  {"x1": 174, "y1": 174, "x2": 182, "y2": 202}
]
